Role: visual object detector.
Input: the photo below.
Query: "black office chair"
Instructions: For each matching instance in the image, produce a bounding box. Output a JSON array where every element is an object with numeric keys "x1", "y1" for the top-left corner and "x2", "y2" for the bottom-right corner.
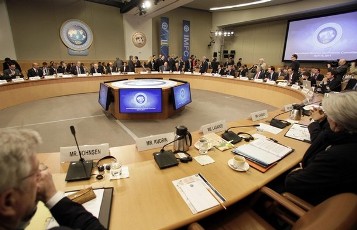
[{"x1": 188, "y1": 187, "x2": 357, "y2": 230}]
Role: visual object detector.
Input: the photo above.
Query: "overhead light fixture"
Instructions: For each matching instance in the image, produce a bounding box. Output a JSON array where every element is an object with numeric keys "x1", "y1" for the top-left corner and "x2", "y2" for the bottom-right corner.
[
  {"x1": 212, "y1": 30, "x2": 235, "y2": 37},
  {"x1": 210, "y1": 0, "x2": 271, "y2": 11}
]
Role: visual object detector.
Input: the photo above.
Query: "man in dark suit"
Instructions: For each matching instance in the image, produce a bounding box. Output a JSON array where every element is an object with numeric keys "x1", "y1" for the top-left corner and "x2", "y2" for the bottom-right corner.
[
  {"x1": 0, "y1": 129, "x2": 105, "y2": 230},
  {"x1": 120, "y1": 62, "x2": 129, "y2": 73},
  {"x1": 27, "y1": 63, "x2": 43, "y2": 78},
  {"x1": 327, "y1": 58, "x2": 348, "y2": 81},
  {"x1": 225, "y1": 65, "x2": 235, "y2": 77},
  {"x1": 3, "y1": 57, "x2": 22, "y2": 73},
  {"x1": 127, "y1": 56, "x2": 135, "y2": 72},
  {"x1": 159, "y1": 61, "x2": 170, "y2": 72},
  {"x1": 106, "y1": 62, "x2": 116, "y2": 74},
  {"x1": 319, "y1": 70, "x2": 341, "y2": 93},
  {"x1": 70, "y1": 62, "x2": 85, "y2": 75},
  {"x1": 2, "y1": 63, "x2": 22, "y2": 80},
  {"x1": 253, "y1": 66, "x2": 265, "y2": 80},
  {"x1": 311, "y1": 68, "x2": 324, "y2": 86},
  {"x1": 265, "y1": 66, "x2": 278, "y2": 81},
  {"x1": 211, "y1": 57, "x2": 219, "y2": 73},
  {"x1": 184, "y1": 57, "x2": 192, "y2": 72},
  {"x1": 49, "y1": 62, "x2": 58, "y2": 75},
  {"x1": 199, "y1": 56, "x2": 208, "y2": 73},
  {"x1": 90, "y1": 64, "x2": 103, "y2": 75}
]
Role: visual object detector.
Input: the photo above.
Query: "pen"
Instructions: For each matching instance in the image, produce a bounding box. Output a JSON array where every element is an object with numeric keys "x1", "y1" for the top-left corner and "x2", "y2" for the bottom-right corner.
[
  {"x1": 205, "y1": 186, "x2": 227, "y2": 210},
  {"x1": 268, "y1": 137, "x2": 278, "y2": 143},
  {"x1": 197, "y1": 173, "x2": 226, "y2": 202}
]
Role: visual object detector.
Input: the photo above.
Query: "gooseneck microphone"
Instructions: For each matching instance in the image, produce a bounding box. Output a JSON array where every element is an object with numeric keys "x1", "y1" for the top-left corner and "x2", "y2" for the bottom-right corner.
[
  {"x1": 160, "y1": 136, "x2": 183, "y2": 152},
  {"x1": 222, "y1": 124, "x2": 260, "y2": 144},
  {"x1": 70, "y1": 125, "x2": 84, "y2": 161},
  {"x1": 65, "y1": 125, "x2": 94, "y2": 182}
]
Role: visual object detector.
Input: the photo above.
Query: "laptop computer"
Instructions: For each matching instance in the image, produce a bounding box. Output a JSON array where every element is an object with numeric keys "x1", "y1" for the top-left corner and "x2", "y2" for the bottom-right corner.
[
  {"x1": 65, "y1": 160, "x2": 93, "y2": 182},
  {"x1": 303, "y1": 80, "x2": 312, "y2": 91}
]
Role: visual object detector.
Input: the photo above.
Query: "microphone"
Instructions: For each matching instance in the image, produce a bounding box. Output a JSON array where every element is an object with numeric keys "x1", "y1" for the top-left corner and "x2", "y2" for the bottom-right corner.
[
  {"x1": 270, "y1": 100, "x2": 322, "y2": 129},
  {"x1": 222, "y1": 124, "x2": 260, "y2": 144},
  {"x1": 160, "y1": 136, "x2": 184, "y2": 152},
  {"x1": 65, "y1": 126, "x2": 94, "y2": 182},
  {"x1": 70, "y1": 125, "x2": 84, "y2": 161},
  {"x1": 153, "y1": 136, "x2": 183, "y2": 169}
]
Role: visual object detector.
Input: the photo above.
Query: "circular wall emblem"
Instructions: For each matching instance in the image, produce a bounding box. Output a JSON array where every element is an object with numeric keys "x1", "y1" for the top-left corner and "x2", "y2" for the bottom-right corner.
[
  {"x1": 184, "y1": 25, "x2": 190, "y2": 33},
  {"x1": 60, "y1": 19, "x2": 93, "y2": 51},
  {"x1": 132, "y1": 32, "x2": 147, "y2": 48},
  {"x1": 312, "y1": 23, "x2": 343, "y2": 48}
]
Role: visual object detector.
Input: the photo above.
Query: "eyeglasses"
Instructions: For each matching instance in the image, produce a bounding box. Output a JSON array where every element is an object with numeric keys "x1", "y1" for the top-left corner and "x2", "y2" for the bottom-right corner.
[{"x1": 20, "y1": 163, "x2": 48, "y2": 181}]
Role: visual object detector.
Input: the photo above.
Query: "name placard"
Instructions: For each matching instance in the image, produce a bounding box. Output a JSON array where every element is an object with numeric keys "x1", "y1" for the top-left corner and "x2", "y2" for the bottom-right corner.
[
  {"x1": 254, "y1": 79, "x2": 263, "y2": 82},
  {"x1": 184, "y1": 72, "x2": 192, "y2": 75},
  {"x1": 136, "y1": 132, "x2": 175, "y2": 151},
  {"x1": 29, "y1": 77, "x2": 41, "y2": 80},
  {"x1": 127, "y1": 72, "x2": 135, "y2": 75},
  {"x1": 44, "y1": 75, "x2": 56, "y2": 79},
  {"x1": 111, "y1": 72, "x2": 121, "y2": 75},
  {"x1": 12, "y1": 78, "x2": 25, "y2": 82},
  {"x1": 266, "y1": 80, "x2": 276, "y2": 85},
  {"x1": 173, "y1": 71, "x2": 181, "y2": 74},
  {"x1": 291, "y1": 84, "x2": 300, "y2": 90},
  {"x1": 301, "y1": 88, "x2": 310, "y2": 94},
  {"x1": 140, "y1": 71, "x2": 149, "y2": 74},
  {"x1": 226, "y1": 75, "x2": 234, "y2": 79},
  {"x1": 251, "y1": 110, "x2": 268, "y2": 121},
  {"x1": 60, "y1": 143, "x2": 109, "y2": 162},
  {"x1": 284, "y1": 104, "x2": 293, "y2": 112},
  {"x1": 200, "y1": 120, "x2": 227, "y2": 135},
  {"x1": 150, "y1": 71, "x2": 159, "y2": 74},
  {"x1": 213, "y1": 73, "x2": 221, "y2": 77},
  {"x1": 162, "y1": 71, "x2": 171, "y2": 74},
  {"x1": 278, "y1": 82, "x2": 288, "y2": 87},
  {"x1": 239, "y1": 77, "x2": 249, "y2": 80},
  {"x1": 78, "y1": 74, "x2": 87, "y2": 77},
  {"x1": 203, "y1": 73, "x2": 212, "y2": 76},
  {"x1": 93, "y1": 73, "x2": 102, "y2": 76},
  {"x1": 0, "y1": 80, "x2": 8, "y2": 84},
  {"x1": 57, "y1": 73, "x2": 63, "y2": 77},
  {"x1": 62, "y1": 74, "x2": 73, "y2": 78}
]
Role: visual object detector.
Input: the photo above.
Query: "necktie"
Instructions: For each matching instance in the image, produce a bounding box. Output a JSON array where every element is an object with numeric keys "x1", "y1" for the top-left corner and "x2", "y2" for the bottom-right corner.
[{"x1": 255, "y1": 72, "x2": 260, "y2": 79}]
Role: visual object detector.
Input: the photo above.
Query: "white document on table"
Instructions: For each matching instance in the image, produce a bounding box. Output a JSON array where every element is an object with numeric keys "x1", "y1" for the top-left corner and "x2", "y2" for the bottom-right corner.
[
  {"x1": 259, "y1": 123, "x2": 283, "y2": 134},
  {"x1": 194, "y1": 155, "x2": 215, "y2": 166}
]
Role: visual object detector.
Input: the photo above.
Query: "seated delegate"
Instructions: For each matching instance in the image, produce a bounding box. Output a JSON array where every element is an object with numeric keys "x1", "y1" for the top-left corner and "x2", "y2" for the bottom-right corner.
[
  {"x1": 0, "y1": 129, "x2": 105, "y2": 230},
  {"x1": 285, "y1": 91, "x2": 357, "y2": 205}
]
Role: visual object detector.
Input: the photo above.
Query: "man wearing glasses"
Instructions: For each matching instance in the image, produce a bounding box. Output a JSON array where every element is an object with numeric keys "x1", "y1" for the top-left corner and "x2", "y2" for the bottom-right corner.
[{"x1": 0, "y1": 129, "x2": 105, "y2": 230}]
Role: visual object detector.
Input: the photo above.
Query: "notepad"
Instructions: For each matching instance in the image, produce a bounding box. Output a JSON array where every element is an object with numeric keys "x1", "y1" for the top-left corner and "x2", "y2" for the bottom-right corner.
[
  {"x1": 285, "y1": 124, "x2": 311, "y2": 142},
  {"x1": 233, "y1": 138, "x2": 293, "y2": 167}
]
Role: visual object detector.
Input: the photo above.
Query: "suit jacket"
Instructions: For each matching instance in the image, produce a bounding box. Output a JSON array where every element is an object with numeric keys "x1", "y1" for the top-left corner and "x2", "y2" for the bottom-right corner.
[
  {"x1": 90, "y1": 67, "x2": 103, "y2": 74},
  {"x1": 225, "y1": 69, "x2": 236, "y2": 77},
  {"x1": 27, "y1": 68, "x2": 43, "y2": 77},
  {"x1": 50, "y1": 197, "x2": 105, "y2": 230},
  {"x1": 127, "y1": 60, "x2": 135, "y2": 72},
  {"x1": 199, "y1": 61, "x2": 208, "y2": 73},
  {"x1": 70, "y1": 66, "x2": 85, "y2": 75},
  {"x1": 184, "y1": 60, "x2": 192, "y2": 72},
  {"x1": 3, "y1": 68, "x2": 21, "y2": 78},
  {"x1": 329, "y1": 64, "x2": 348, "y2": 81},
  {"x1": 106, "y1": 66, "x2": 115, "y2": 74},
  {"x1": 49, "y1": 67, "x2": 58, "y2": 75},
  {"x1": 285, "y1": 127, "x2": 357, "y2": 205},
  {"x1": 253, "y1": 71, "x2": 265, "y2": 79},
  {"x1": 159, "y1": 65, "x2": 170, "y2": 72},
  {"x1": 320, "y1": 77, "x2": 341, "y2": 93},
  {"x1": 119, "y1": 66, "x2": 128, "y2": 73},
  {"x1": 57, "y1": 66, "x2": 66, "y2": 74},
  {"x1": 266, "y1": 72, "x2": 278, "y2": 81}
]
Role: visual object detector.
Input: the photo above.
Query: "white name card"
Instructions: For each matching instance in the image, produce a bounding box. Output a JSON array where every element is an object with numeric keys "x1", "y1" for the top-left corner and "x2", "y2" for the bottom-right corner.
[
  {"x1": 239, "y1": 77, "x2": 249, "y2": 80},
  {"x1": 60, "y1": 143, "x2": 110, "y2": 162},
  {"x1": 111, "y1": 72, "x2": 121, "y2": 75},
  {"x1": 301, "y1": 88, "x2": 310, "y2": 94},
  {"x1": 44, "y1": 75, "x2": 56, "y2": 79},
  {"x1": 57, "y1": 73, "x2": 63, "y2": 76},
  {"x1": 29, "y1": 76, "x2": 41, "y2": 80},
  {"x1": 127, "y1": 72, "x2": 135, "y2": 75},
  {"x1": 93, "y1": 73, "x2": 102, "y2": 76},
  {"x1": 12, "y1": 78, "x2": 25, "y2": 82},
  {"x1": 284, "y1": 104, "x2": 293, "y2": 112},
  {"x1": 150, "y1": 71, "x2": 159, "y2": 74},
  {"x1": 140, "y1": 71, "x2": 149, "y2": 74},
  {"x1": 203, "y1": 73, "x2": 212, "y2": 76},
  {"x1": 254, "y1": 79, "x2": 263, "y2": 82},
  {"x1": 251, "y1": 110, "x2": 268, "y2": 121},
  {"x1": 193, "y1": 72, "x2": 201, "y2": 75},
  {"x1": 0, "y1": 80, "x2": 8, "y2": 84},
  {"x1": 266, "y1": 80, "x2": 276, "y2": 85},
  {"x1": 136, "y1": 132, "x2": 175, "y2": 151},
  {"x1": 213, "y1": 73, "x2": 221, "y2": 77},
  {"x1": 278, "y1": 82, "x2": 288, "y2": 87},
  {"x1": 184, "y1": 72, "x2": 192, "y2": 75},
  {"x1": 226, "y1": 75, "x2": 234, "y2": 79},
  {"x1": 173, "y1": 71, "x2": 181, "y2": 74},
  {"x1": 62, "y1": 74, "x2": 72, "y2": 78},
  {"x1": 200, "y1": 120, "x2": 227, "y2": 135},
  {"x1": 162, "y1": 71, "x2": 171, "y2": 74},
  {"x1": 78, "y1": 74, "x2": 87, "y2": 77},
  {"x1": 291, "y1": 84, "x2": 300, "y2": 90}
]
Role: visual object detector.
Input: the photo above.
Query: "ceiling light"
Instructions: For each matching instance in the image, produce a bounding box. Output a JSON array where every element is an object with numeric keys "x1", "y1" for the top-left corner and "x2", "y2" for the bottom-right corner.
[{"x1": 210, "y1": 0, "x2": 271, "y2": 11}]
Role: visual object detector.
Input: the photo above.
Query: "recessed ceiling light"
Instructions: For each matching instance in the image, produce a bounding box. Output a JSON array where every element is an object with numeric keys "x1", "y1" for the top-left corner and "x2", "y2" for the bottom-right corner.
[{"x1": 210, "y1": 0, "x2": 271, "y2": 11}]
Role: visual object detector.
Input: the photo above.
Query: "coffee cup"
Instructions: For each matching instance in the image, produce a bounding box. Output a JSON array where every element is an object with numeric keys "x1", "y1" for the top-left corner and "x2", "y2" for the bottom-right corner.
[{"x1": 233, "y1": 155, "x2": 246, "y2": 169}]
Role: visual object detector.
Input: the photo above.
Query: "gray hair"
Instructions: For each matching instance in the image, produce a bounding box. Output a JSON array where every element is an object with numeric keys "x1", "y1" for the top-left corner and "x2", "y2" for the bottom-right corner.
[
  {"x1": 0, "y1": 129, "x2": 41, "y2": 192},
  {"x1": 322, "y1": 91, "x2": 357, "y2": 132}
]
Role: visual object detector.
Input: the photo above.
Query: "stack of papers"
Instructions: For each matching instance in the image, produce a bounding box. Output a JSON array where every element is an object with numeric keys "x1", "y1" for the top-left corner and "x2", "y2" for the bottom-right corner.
[
  {"x1": 202, "y1": 133, "x2": 235, "y2": 151},
  {"x1": 194, "y1": 155, "x2": 215, "y2": 166},
  {"x1": 285, "y1": 124, "x2": 311, "y2": 142},
  {"x1": 172, "y1": 174, "x2": 225, "y2": 214}
]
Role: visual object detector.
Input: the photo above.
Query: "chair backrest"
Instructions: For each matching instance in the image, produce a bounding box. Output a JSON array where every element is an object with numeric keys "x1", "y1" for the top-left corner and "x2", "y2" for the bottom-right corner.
[{"x1": 293, "y1": 193, "x2": 357, "y2": 230}]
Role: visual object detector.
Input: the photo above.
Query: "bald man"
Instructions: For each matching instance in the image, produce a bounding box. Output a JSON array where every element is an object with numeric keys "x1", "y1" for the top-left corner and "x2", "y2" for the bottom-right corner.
[{"x1": 27, "y1": 63, "x2": 43, "y2": 78}]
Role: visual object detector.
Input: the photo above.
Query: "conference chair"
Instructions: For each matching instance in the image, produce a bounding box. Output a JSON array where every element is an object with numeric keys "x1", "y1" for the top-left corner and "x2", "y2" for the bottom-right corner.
[{"x1": 188, "y1": 187, "x2": 357, "y2": 230}]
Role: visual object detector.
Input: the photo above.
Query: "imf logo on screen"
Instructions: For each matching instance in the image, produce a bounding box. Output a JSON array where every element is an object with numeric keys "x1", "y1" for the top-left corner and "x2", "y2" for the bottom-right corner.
[
  {"x1": 60, "y1": 19, "x2": 93, "y2": 51},
  {"x1": 180, "y1": 89, "x2": 186, "y2": 99},
  {"x1": 135, "y1": 93, "x2": 147, "y2": 105},
  {"x1": 313, "y1": 23, "x2": 342, "y2": 48}
]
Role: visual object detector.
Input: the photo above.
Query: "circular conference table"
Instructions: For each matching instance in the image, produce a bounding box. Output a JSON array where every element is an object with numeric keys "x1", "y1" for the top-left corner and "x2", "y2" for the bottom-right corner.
[{"x1": 0, "y1": 74, "x2": 310, "y2": 230}]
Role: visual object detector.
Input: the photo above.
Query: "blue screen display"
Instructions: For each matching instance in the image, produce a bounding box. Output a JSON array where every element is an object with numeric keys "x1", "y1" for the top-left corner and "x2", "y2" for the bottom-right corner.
[
  {"x1": 98, "y1": 83, "x2": 110, "y2": 110},
  {"x1": 173, "y1": 83, "x2": 192, "y2": 110},
  {"x1": 119, "y1": 88, "x2": 162, "y2": 113}
]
